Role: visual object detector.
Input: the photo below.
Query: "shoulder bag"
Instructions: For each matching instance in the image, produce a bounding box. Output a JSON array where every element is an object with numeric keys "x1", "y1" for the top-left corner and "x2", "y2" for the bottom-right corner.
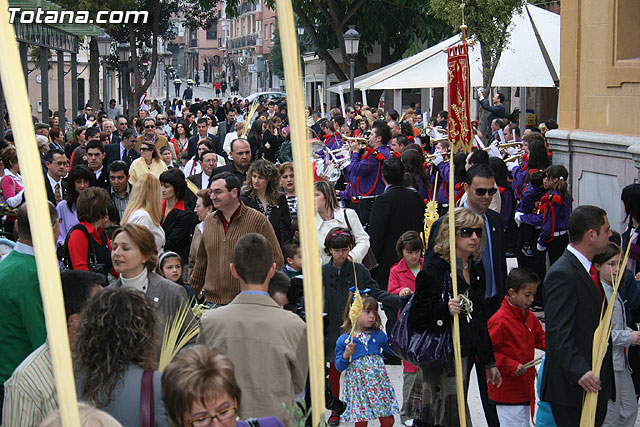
[
  {"x1": 342, "y1": 209, "x2": 378, "y2": 270},
  {"x1": 389, "y1": 272, "x2": 453, "y2": 369}
]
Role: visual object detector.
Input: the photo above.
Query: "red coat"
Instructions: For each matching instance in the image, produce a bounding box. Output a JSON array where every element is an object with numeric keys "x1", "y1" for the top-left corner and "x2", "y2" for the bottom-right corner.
[
  {"x1": 388, "y1": 257, "x2": 423, "y2": 373},
  {"x1": 487, "y1": 296, "x2": 545, "y2": 404}
]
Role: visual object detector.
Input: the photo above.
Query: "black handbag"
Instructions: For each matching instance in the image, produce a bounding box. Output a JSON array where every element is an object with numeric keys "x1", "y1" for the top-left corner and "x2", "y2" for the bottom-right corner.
[
  {"x1": 342, "y1": 209, "x2": 379, "y2": 270},
  {"x1": 389, "y1": 273, "x2": 453, "y2": 369},
  {"x1": 61, "y1": 224, "x2": 107, "y2": 277}
]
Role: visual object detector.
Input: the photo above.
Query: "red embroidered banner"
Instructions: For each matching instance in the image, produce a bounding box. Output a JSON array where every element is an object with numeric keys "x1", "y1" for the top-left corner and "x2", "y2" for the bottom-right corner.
[{"x1": 447, "y1": 43, "x2": 472, "y2": 154}]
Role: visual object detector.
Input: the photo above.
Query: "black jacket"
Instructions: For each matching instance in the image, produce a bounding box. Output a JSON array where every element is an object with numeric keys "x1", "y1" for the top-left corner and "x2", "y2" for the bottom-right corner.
[
  {"x1": 104, "y1": 143, "x2": 140, "y2": 168},
  {"x1": 161, "y1": 201, "x2": 198, "y2": 263},
  {"x1": 240, "y1": 193, "x2": 293, "y2": 249},
  {"x1": 540, "y1": 249, "x2": 614, "y2": 408},
  {"x1": 409, "y1": 254, "x2": 495, "y2": 367},
  {"x1": 44, "y1": 174, "x2": 68, "y2": 206},
  {"x1": 424, "y1": 208, "x2": 507, "y2": 302},
  {"x1": 261, "y1": 129, "x2": 283, "y2": 163},
  {"x1": 211, "y1": 162, "x2": 247, "y2": 187},
  {"x1": 368, "y1": 185, "x2": 425, "y2": 291},
  {"x1": 322, "y1": 259, "x2": 399, "y2": 361}
]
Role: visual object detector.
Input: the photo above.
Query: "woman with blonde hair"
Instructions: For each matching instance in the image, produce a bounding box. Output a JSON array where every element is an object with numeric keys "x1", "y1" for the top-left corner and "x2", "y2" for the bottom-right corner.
[
  {"x1": 121, "y1": 173, "x2": 165, "y2": 254},
  {"x1": 128, "y1": 141, "x2": 168, "y2": 185},
  {"x1": 240, "y1": 159, "x2": 292, "y2": 248},
  {"x1": 408, "y1": 207, "x2": 501, "y2": 427}
]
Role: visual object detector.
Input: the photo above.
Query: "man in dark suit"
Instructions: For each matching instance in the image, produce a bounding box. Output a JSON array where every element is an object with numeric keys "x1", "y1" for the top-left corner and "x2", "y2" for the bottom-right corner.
[
  {"x1": 541, "y1": 205, "x2": 614, "y2": 427},
  {"x1": 187, "y1": 150, "x2": 218, "y2": 190},
  {"x1": 111, "y1": 115, "x2": 129, "y2": 145},
  {"x1": 424, "y1": 164, "x2": 507, "y2": 427},
  {"x1": 187, "y1": 118, "x2": 217, "y2": 159},
  {"x1": 86, "y1": 140, "x2": 109, "y2": 189},
  {"x1": 44, "y1": 148, "x2": 69, "y2": 206},
  {"x1": 477, "y1": 89, "x2": 506, "y2": 138},
  {"x1": 104, "y1": 128, "x2": 140, "y2": 168},
  {"x1": 368, "y1": 157, "x2": 424, "y2": 333}
]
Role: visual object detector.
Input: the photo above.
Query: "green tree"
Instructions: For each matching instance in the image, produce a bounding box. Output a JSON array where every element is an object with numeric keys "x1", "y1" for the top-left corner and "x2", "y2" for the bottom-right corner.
[
  {"x1": 227, "y1": 0, "x2": 451, "y2": 83},
  {"x1": 429, "y1": 0, "x2": 524, "y2": 92},
  {"x1": 57, "y1": 0, "x2": 219, "y2": 115}
]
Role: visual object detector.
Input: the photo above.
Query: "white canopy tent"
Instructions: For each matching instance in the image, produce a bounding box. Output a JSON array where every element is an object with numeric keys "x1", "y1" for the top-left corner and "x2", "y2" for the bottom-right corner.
[{"x1": 327, "y1": 4, "x2": 560, "y2": 93}]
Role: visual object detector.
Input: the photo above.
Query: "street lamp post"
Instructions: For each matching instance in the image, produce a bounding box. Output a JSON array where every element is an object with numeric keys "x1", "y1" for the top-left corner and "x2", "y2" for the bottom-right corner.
[
  {"x1": 96, "y1": 34, "x2": 112, "y2": 107},
  {"x1": 117, "y1": 43, "x2": 130, "y2": 115},
  {"x1": 343, "y1": 25, "x2": 360, "y2": 108},
  {"x1": 162, "y1": 52, "x2": 172, "y2": 114}
]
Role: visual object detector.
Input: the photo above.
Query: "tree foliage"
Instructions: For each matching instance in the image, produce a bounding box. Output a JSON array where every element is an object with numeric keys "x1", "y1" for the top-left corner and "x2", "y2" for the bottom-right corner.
[
  {"x1": 428, "y1": 0, "x2": 524, "y2": 91},
  {"x1": 226, "y1": 0, "x2": 451, "y2": 82},
  {"x1": 57, "y1": 0, "x2": 219, "y2": 114}
]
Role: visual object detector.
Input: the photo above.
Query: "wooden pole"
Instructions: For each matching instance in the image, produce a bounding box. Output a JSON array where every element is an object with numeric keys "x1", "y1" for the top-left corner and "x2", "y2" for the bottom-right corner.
[
  {"x1": 0, "y1": 2, "x2": 80, "y2": 425},
  {"x1": 273, "y1": 0, "x2": 326, "y2": 424}
]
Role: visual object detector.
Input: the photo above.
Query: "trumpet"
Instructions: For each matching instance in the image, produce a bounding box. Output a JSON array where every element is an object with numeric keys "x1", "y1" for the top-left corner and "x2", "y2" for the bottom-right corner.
[
  {"x1": 424, "y1": 151, "x2": 451, "y2": 163},
  {"x1": 482, "y1": 141, "x2": 523, "y2": 152},
  {"x1": 504, "y1": 152, "x2": 524, "y2": 163}
]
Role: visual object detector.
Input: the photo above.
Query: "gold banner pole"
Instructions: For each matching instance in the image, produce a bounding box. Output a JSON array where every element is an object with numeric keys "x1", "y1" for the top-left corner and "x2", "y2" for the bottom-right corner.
[
  {"x1": 0, "y1": 3, "x2": 80, "y2": 425},
  {"x1": 273, "y1": 1, "x2": 326, "y2": 425}
]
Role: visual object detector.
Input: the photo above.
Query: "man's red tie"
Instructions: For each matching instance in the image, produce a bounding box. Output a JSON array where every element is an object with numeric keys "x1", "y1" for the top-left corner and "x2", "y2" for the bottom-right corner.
[{"x1": 589, "y1": 265, "x2": 603, "y2": 300}]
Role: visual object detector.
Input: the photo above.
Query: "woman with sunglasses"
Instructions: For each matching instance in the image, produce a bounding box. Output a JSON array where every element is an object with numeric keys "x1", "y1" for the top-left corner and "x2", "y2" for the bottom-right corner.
[
  {"x1": 128, "y1": 141, "x2": 168, "y2": 185},
  {"x1": 409, "y1": 207, "x2": 501, "y2": 427},
  {"x1": 162, "y1": 345, "x2": 285, "y2": 427}
]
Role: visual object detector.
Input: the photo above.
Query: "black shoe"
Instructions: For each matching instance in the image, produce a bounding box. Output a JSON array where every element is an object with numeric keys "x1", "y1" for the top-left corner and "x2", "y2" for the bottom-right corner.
[
  {"x1": 505, "y1": 249, "x2": 517, "y2": 258},
  {"x1": 522, "y1": 244, "x2": 534, "y2": 257},
  {"x1": 384, "y1": 355, "x2": 402, "y2": 365},
  {"x1": 328, "y1": 413, "x2": 340, "y2": 427}
]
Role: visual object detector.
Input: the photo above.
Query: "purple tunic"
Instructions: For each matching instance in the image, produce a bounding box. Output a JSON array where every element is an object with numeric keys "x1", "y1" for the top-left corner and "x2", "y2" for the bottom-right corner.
[
  {"x1": 538, "y1": 190, "x2": 573, "y2": 245},
  {"x1": 339, "y1": 145, "x2": 390, "y2": 201}
]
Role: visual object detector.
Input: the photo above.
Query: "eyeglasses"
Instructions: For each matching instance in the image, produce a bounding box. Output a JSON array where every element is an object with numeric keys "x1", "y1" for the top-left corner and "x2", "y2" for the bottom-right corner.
[
  {"x1": 185, "y1": 404, "x2": 237, "y2": 427},
  {"x1": 456, "y1": 227, "x2": 483, "y2": 238},
  {"x1": 473, "y1": 187, "x2": 498, "y2": 197},
  {"x1": 119, "y1": 122, "x2": 128, "y2": 126},
  {"x1": 145, "y1": 125, "x2": 156, "y2": 129}
]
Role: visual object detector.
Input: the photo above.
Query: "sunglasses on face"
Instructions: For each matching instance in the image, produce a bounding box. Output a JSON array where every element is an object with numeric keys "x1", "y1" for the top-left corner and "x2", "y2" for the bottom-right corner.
[
  {"x1": 456, "y1": 227, "x2": 483, "y2": 238},
  {"x1": 474, "y1": 187, "x2": 498, "y2": 197},
  {"x1": 145, "y1": 125, "x2": 156, "y2": 129}
]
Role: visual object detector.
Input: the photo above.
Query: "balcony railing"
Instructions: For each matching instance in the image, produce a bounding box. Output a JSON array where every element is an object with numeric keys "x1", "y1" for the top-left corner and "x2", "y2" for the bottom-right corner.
[{"x1": 226, "y1": 33, "x2": 259, "y2": 50}]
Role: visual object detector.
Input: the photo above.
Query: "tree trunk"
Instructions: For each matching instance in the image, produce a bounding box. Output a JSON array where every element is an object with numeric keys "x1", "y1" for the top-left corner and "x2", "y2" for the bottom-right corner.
[{"x1": 89, "y1": 37, "x2": 100, "y2": 112}]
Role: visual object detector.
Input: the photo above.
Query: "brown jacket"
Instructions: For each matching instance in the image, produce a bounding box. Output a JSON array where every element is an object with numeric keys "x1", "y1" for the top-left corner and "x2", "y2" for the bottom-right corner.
[
  {"x1": 189, "y1": 203, "x2": 284, "y2": 304},
  {"x1": 196, "y1": 292, "x2": 308, "y2": 425}
]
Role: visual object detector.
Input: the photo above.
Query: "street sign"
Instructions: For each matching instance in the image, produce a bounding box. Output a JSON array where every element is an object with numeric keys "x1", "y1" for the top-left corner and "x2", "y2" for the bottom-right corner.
[{"x1": 248, "y1": 64, "x2": 257, "y2": 73}]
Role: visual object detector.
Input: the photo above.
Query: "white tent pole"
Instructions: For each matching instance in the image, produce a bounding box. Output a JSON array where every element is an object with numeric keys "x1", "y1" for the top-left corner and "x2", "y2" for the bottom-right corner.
[
  {"x1": 361, "y1": 89, "x2": 368, "y2": 107},
  {"x1": 421, "y1": 88, "x2": 429, "y2": 123},
  {"x1": 339, "y1": 91, "x2": 346, "y2": 116},
  {"x1": 393, "y1": 89, "x2": 402, "y2": 112}
]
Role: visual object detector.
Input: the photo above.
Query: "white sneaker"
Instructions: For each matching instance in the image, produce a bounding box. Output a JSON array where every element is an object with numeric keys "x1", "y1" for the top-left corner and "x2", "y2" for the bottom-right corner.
[{"x1": 404, "y1": 420, "x2": 414, "y2": 426}]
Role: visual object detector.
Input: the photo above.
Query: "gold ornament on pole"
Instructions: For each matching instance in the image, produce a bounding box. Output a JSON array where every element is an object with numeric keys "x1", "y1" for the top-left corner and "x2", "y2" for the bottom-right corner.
[
  {"x1": 273, "y1": 0, "x2": 326, "y2": 424},
  {"x1": 0, "y1": 2, "x2": 80, "y2": 425}
]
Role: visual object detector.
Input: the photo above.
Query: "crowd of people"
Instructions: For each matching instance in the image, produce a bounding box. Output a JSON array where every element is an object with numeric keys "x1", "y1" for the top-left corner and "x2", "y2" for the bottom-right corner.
[{"x1": 0, "y1": 90, "x2": 637, "y2": 427}]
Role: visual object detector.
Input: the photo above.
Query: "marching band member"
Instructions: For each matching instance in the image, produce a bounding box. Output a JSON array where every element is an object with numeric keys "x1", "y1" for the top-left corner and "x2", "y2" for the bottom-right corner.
[{"x1": 340, "y1": 121, "x2": 392, "y2": 229}]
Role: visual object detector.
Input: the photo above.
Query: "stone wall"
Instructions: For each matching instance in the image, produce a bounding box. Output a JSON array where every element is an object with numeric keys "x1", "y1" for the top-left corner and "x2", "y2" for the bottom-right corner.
[{"x1": 546, "y1": 129, "x2": 640, "y2": 232}]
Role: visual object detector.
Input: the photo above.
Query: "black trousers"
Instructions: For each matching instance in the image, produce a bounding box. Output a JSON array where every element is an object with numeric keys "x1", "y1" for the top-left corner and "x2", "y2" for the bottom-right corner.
[
  {"x1": 550, "y1": 403, "x2": 607, "y2": 427},
  {"x1": 546, "y1": 233, "x2": 569, "y2": 267},
  {"x1": 465, "y1": 358, "x2": 500, "y2": 427}
]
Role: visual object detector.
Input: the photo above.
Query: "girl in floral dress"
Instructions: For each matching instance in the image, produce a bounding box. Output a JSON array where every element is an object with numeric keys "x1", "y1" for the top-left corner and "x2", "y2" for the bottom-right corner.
[{"x1": 335, "y1": 293, "x2": 399, "y2": 427}]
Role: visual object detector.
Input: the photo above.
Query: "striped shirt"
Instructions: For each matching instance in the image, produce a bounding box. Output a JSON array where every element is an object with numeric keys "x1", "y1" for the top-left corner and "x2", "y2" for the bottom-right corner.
[{"x1": 2, "y1": 342, "x2": 57, "y2": 427}]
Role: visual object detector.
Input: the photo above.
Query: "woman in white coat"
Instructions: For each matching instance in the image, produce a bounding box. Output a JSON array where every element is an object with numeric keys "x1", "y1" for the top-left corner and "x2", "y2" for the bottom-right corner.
[{"x1": 314, "y1": 180, "x2": 370, "y2": 265}]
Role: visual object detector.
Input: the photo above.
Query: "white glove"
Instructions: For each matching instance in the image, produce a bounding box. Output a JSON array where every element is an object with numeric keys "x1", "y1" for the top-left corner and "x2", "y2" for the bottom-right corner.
[
  {"x1": 514, "y1": 212, "x2": 523, "y2": 226},
  {"x1": 537, "y1": 242, "x2": 547, "y2": 252},
  {"x1": 506, "y1": 146, "x2": 519, "y2": 156},
  {"x1": 488, "y1": 144, "x2": 502, "y2": 159},
  {"x1": 433, "y1": 152, "x2": 444, "y2": 166},
  {"x1": 506, "y1": 161, "x2": 519, "y2": 172}
]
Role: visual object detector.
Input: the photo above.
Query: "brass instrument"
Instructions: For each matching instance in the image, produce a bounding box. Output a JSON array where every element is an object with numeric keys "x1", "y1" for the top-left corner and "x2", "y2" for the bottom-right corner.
[
  {"x1": 482, "y1": 141, "x2": 523, "y2": 152},
  {"x1": 424, "y1": 151, "x2": 450, "y2": 163},
  {"x1": 504, "y1": 152, "x2": 524, "y2": 163}
]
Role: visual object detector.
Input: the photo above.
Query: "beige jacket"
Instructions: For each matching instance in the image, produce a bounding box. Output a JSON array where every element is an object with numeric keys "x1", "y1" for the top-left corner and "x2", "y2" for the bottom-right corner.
[{"x1": 197, "y1": 293, "x2": 308, "y2": 425}]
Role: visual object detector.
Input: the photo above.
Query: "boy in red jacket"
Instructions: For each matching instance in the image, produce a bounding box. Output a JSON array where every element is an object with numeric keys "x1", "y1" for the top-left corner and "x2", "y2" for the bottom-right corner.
[{"x1": 488, "y1": 267, "x2": 546, "y2": 426}]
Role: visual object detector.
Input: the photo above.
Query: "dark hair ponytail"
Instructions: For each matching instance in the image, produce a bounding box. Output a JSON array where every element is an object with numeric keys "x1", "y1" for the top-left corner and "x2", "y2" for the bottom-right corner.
[{"x1": 545, "y1": 165, "x2": 569, "y2": 200}]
